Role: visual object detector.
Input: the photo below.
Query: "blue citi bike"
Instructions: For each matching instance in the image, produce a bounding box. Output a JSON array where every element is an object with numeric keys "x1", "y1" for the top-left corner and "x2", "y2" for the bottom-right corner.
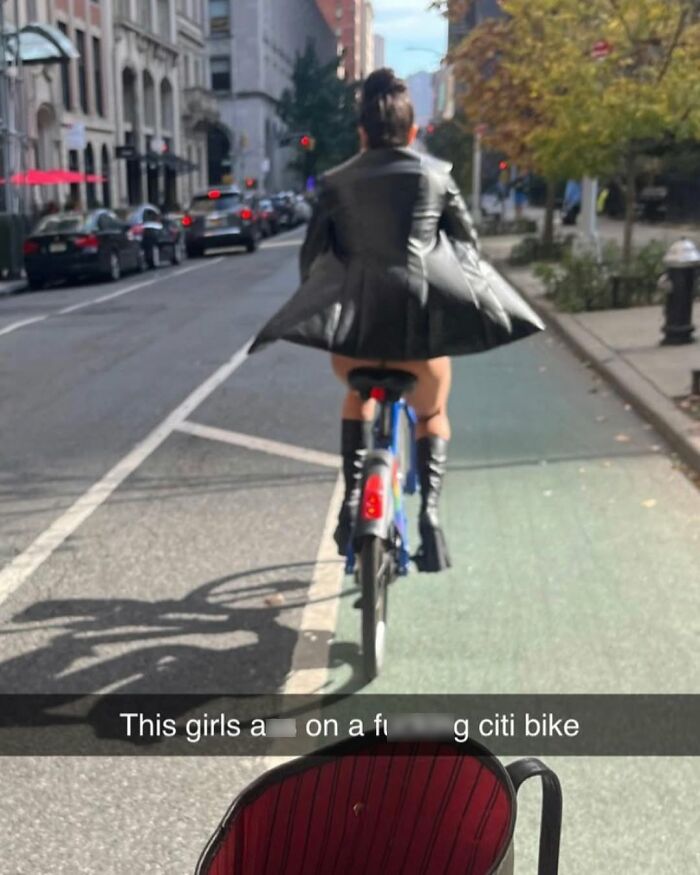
[{"x1": 344, "y1": 367, "x2": 419, "y2": 680}]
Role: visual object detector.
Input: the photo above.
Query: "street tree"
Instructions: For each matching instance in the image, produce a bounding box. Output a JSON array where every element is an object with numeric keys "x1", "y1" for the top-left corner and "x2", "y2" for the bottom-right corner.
[
  {"x1": 438, "y1": 0, "x2": 700, "y2": 267},
  {"x1": 446, "y1": 11, "x2": 561, "y2": 250},
  {"x1": 278, "y1": 43, "x2": 359, "y2": 185}
]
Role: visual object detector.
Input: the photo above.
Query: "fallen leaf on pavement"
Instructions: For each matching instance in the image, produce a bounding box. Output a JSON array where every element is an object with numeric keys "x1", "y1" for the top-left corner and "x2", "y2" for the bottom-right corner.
[
  {"x1": 614, "y1": 434, "x2": 631, "y2": 443},
  {"x1": 264, "y1": 594, "x2": 285, "y2": 607},
  {"x1": 641, "y1": 499, "x2": 657, "y2": 509}
]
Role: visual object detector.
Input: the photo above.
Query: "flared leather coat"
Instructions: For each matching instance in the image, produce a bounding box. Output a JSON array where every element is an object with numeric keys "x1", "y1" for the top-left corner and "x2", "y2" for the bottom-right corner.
[{"x1": 250, "y1": 147, "x2": 544, "y2": 360}]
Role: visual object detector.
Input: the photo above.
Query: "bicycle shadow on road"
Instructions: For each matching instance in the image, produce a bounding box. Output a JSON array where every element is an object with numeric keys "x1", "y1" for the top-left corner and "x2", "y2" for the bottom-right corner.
[{"x1": 0, "y1": 562, "x2": 361, "y2": 696}]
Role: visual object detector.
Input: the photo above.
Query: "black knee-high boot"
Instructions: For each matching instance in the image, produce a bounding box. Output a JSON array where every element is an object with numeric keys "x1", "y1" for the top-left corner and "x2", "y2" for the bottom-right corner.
[
  {"x1": 414, "y1": 436, "x2": 452, "y2": 573},
  {"x1": 333, "y1": 419, "x2": 371, "y2": 556}
]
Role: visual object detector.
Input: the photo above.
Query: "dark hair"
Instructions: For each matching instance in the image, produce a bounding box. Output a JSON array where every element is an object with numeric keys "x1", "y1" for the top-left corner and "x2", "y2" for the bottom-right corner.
[{"x1": 359, "y1": 68, "x2": 415, "y2": 149}]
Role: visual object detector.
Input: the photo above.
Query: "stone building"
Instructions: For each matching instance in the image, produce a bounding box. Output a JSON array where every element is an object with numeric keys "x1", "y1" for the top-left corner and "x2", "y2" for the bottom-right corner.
[
  {"x1": 3, "y1": 0, "x2": 118, "y2": 210},
  {"x1": 207, "y1": 0, "x2": 336, "y2": 192},
  {"x1": 4, "y1": 0, "x2": 217, "y2": 210}
]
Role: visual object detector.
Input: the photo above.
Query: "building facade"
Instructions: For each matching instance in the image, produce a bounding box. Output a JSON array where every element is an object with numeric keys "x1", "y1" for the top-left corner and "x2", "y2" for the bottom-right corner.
[
  {"x1": 2, "y1": 0, "x2": 218, "y2": 211},
  {"x1": 373, "y1": 34, "x2": 385, "y2": 70},
  {"x1": 448, "y1": 0, "x2": 503, "y2": 47},
  {"x1": 317, "y1": 0, "x2": 363, "y2": 82},
  {"x1": 207, "y1": 0, "x2": 336, "y2": 192},
  {"x1": 3, "y1": 0, "x2": 118, "y2": 210}
]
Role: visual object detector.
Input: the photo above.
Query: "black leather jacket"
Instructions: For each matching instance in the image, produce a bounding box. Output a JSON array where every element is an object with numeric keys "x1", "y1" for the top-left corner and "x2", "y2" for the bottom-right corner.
[{"x1": 251, "y1": 147, "x2": 543, "y2": 360}]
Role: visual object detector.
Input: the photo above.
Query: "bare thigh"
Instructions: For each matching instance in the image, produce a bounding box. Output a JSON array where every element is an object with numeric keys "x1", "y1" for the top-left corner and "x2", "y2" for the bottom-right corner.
[{"x1": 331, "y1": 354, "x2": 452, "y2": 421}]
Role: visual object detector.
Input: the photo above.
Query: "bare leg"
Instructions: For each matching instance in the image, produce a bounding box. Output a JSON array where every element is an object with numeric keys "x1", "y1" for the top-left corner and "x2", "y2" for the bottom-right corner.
[
  {"x1": 331, "y1": 354, "x2": 452, "y2": 570},
  {"x1": 331, "y1": 354, "x2": 452, "y2": 439}
]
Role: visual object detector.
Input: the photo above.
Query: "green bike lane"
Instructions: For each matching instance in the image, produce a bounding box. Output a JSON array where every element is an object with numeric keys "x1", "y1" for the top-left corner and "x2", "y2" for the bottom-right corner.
[{"x1": 328, "y1": 334, "x2": 700, "y2": 873}]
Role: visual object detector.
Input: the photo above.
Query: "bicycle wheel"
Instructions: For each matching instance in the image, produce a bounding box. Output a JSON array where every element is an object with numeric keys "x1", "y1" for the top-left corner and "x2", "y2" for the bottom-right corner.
[{"x1": 359, "y1": 535, "x2": 390, "y2": 680}]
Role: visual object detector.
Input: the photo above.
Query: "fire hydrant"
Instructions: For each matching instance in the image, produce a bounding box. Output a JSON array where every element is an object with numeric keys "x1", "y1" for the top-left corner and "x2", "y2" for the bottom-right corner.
[{"x1": 661, "y1": 238, "x2": 699, "y2": 345}]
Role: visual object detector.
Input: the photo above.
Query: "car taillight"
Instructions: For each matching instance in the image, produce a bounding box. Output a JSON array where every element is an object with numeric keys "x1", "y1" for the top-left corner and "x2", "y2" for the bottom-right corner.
[
  {"x1": 240, "y1": 208, "x2": 253, "y2": 221},
  {"x1": 74, "y1": 234, "x2": 99, "y2": 250},
  {"x1": 128, "y1": 223, "x2": 144, "y2": 239},
  {"x1": 361, "y1": 473, "x2": 385, "y2": 521},
  {"x1": 182, "y1": 215, "x2": 193, "y2": 227},
  {"x1": 23, "y1": 240, "x2": 40, "y2": 256}
]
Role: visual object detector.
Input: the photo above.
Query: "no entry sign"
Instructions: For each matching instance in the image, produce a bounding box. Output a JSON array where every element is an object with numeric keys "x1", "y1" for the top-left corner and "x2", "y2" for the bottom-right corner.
[{"x1": 591, "y1": 40, "x2": 612, "y2": 60}]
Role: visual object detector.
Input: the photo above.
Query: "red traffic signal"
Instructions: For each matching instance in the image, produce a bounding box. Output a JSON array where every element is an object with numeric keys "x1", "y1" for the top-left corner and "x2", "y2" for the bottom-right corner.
[
  {"x1": 299, "y1": 134, "x2": 315, "y2": 151},
  {"x1": 499, "y1": 160, "x2": 509, "y2": 171},
  {"x1": 245, "y1": 177, "x2": 257, "y2": 189}
]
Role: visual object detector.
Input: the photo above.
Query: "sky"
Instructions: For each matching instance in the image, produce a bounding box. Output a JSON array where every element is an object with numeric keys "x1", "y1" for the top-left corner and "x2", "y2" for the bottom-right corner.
[{"x1": 372, "y1": 1, "x2": 449, "y2": 78}]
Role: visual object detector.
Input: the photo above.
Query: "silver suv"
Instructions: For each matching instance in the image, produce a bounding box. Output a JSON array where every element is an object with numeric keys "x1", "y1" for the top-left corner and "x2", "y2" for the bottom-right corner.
[{"x1": 183, "y1": 186, "x2": 262, "y2": 256}]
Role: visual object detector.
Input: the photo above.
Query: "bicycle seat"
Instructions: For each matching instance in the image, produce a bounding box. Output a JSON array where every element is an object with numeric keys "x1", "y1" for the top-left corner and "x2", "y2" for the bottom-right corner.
[{"x1": 348, "y1": 367, "x2": 417, "y2": 401}]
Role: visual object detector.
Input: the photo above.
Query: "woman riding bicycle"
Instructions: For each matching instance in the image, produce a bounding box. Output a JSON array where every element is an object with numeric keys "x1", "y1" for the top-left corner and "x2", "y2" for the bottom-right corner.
[{"x1": 251, "y1": 69, "x2": 543, "y2": 572}]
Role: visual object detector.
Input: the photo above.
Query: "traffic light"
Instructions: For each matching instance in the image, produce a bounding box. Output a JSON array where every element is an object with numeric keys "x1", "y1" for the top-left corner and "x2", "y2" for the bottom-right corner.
[
  {"x1": 499, "y1": 160, "x2": 510, "y2": 171},
  {"x1": 299, "y1": 134, "x2": 316, "y2": 151},
  {"x1": 245, "y1": 177, "x2": 258, "y2": 190}
]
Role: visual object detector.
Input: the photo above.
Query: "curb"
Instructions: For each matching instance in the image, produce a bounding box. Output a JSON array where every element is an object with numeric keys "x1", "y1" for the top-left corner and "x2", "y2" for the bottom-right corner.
[{"x1": 494, "y1": 260, "x2": 700, "y2": 476}]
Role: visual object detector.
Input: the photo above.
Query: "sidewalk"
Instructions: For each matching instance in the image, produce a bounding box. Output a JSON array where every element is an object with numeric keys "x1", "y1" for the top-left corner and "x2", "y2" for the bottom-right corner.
[{"x1": 481, "y1": 230, "x2": 700, "y2": 474}]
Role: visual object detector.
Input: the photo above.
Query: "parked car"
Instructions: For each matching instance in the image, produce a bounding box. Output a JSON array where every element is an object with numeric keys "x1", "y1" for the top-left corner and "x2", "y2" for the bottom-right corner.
[
  {"x1": 23, "y1": 210, "x2": 144, "y2": 290},
  {"x1": 257, "y1": 197, "x2": 280, "y2": 237},
  {"x1": 294, "y1": 195, "x2": 312, "y2": 224},
  {"x1": 182, "y1": 187, "x2": 262, "y2": 256},
  {"x1": 272, "y1": 192, "x2": 300, "y2": 229},
  {"x1": 121, "y1": 203, "x2": 185, "y2": 268}
]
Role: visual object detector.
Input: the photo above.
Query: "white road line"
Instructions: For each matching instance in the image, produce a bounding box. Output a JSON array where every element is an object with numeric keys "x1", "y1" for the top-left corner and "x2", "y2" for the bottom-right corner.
[
  {"x1": 0, "y1": 337, "x2": 253, "y2": 608},
  {"x1": 0, "y1": 257, "x2": 225, "y2": 334},
  {"x1": 0, "y1": 315, "x2": 49, "y2": 337},
  {"x1": 283, "y1": 474, "x2": 346, "y2": 695},
  {"x1": 57, "y1": 278, "x2": 158, "y2": 314},
  {"x1": 261, "y1": 239, "x2": 303, "y2": 250},
  {"x1": 176, "y1": 420, "x2": 340, "y2": 469}
]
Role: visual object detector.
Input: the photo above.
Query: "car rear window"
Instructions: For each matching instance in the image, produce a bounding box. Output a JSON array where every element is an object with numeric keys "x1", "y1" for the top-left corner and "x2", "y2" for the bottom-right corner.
[
  {"x1": 34, "y1": 215, "x2": 89, "y2": 234},
  {"x1": 190, "y1": 194, "x2": 241, "y2": 213}
]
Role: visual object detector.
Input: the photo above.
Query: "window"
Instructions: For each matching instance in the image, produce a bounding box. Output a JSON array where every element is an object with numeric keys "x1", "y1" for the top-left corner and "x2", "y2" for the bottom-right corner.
[
  {"x1": 57, "y1": 22, "x2": 72, "y2": 109},
  {"x1": 75, "y1": 30, "x2": 88, "y2": 113},
  {"x1": 158, "y1": 0, "x2": 170, "y2": 39},
  {"x1": 210, "y1": 56, "x2": 231, "y2": 92},
  {"x1": 209, "y1": 0, "x2": 229, "y2": 34},
  {"x1": 92, "y1": 37, "x2": 104, "y2": 117}
]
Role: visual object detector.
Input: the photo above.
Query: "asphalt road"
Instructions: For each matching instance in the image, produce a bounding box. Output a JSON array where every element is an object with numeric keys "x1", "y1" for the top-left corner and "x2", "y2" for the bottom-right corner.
[{"x1": 0, "y1": 233, "x2": 698, "y2": 873}]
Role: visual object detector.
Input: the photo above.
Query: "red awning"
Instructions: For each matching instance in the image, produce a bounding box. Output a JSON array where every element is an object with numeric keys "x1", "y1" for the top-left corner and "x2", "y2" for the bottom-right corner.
[{"x1": 0, "y1": 169, "x2": 105, "y2": 185}]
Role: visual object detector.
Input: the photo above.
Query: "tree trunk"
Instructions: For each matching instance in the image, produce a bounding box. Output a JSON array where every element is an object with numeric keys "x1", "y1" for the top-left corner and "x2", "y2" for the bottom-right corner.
[
  {"x1": 542, "y1": 178, "x2": 557, "y2": 255},
  {"x1": 623, "y1": 152, "x2": 636, "y2": 272}
]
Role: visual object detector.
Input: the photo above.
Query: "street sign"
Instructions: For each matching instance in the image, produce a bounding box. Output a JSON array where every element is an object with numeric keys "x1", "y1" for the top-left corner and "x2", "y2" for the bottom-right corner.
[
  {"x1": 116, "y1": 145, "x2": 137, "y2": 160},
  {"x1": 261, "y1": 157, "x2": 271, "y2": 174},
  {"x1": 591, "y1": 40, "x2": 612, "y2": 60},
  {"x1": 64, "y1": 122, "x2": 86, "y2": 151}
]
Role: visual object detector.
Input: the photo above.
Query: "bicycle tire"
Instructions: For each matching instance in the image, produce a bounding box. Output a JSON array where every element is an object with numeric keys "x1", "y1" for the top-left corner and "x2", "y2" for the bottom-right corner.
[{"x1": 359, "y1": 535, "x2": 389, "y2": 680}]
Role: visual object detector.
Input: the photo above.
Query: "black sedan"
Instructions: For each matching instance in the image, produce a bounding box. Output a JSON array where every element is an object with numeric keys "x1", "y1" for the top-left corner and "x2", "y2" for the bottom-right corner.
[
  {"x1": 23, "y1": 210, "x2": 144, "y2": 290},
  {"x1": 123, "y1": 203, "x2": 186, "y2": 269}
]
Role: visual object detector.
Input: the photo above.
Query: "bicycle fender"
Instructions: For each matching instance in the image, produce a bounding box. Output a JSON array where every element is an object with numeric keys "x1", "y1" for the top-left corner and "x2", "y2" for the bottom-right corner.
[{"x1": 353, "y1": 451, "x2": 396, "y2": 544}]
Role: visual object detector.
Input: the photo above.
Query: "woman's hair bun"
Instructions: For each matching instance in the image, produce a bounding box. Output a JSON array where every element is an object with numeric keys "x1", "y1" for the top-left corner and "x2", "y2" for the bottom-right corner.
[{"x1": 362, "y1": 68, "x2": 406, "y2": 102}]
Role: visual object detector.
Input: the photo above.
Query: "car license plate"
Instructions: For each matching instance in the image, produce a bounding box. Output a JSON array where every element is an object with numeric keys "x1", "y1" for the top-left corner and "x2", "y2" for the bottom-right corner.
[
  {"x1": 206, "y1": 217, "x2": 223, "y2": 228},
  {"x1": 49, "y1": 242, "x2": 67, "y2": 253}
]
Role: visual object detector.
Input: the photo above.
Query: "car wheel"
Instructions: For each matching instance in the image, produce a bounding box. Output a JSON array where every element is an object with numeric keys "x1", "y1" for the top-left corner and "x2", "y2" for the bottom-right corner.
[
  {"x1": 147, "y1": 244, "x2": 161, "y2": 269},
  {"x1": 108, "y1": 251, "x2": 121, "y2": 282},
  {"x1": 171, "y1": 238, "x2": 185, "y2": 265},
  {"x1": 27, "y1": 275, "x2": 45, "y2": 291},
  {"x1": 187, "y1": 244, "x2": 202, "y2": 258},
  {"x1": 246, "y1": 235, "x2": 258, "y2": 254}
]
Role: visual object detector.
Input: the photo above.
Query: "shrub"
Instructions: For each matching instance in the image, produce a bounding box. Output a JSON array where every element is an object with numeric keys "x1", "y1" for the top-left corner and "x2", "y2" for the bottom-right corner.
[
  {"x1": 509, "y1": 233, "x2": 574, "y2": 266},
  {"x1": 533, "y1": 240, "x2": 667, "y2": 311}
]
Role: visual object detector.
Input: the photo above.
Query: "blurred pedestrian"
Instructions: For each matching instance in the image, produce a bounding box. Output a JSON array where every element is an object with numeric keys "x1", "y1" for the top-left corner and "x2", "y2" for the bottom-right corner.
[{"x1": 562, "y1": 179, "x2": 581, "y2": 226}]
